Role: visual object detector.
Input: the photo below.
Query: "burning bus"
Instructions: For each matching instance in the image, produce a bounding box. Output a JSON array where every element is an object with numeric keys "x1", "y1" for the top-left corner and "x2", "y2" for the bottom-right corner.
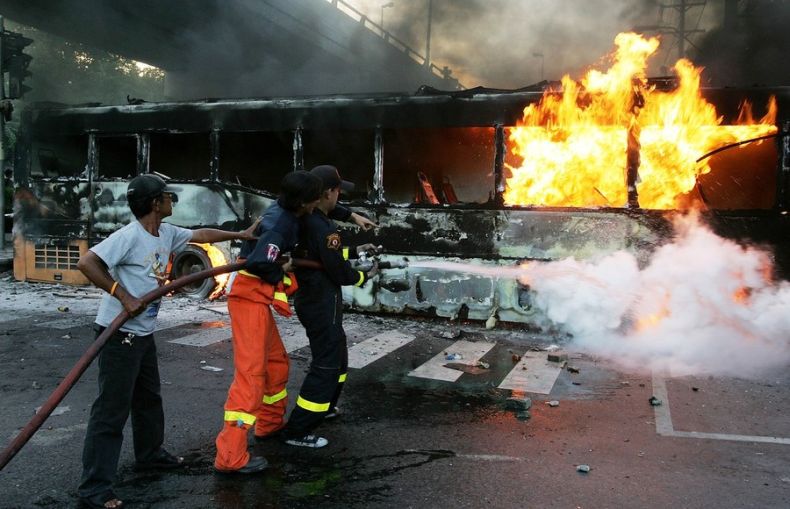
[{"x1": 11, "y1": 33, "x2": 790, "y2": 324}]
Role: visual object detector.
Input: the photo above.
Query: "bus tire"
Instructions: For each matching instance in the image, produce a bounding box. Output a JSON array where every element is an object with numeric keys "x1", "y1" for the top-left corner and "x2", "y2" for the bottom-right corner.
[{"x1": 171, "y1": 245, "x2": 217, "y2": 299}]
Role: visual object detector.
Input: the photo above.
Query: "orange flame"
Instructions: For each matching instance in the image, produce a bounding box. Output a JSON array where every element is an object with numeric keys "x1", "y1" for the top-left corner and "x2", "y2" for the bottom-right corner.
[
  {"x1": 193, "y1": 243, "x2": 229, "y2": 300},
  {"x1": 505, "y1": 32, "x2": 777, "y2": 209}
]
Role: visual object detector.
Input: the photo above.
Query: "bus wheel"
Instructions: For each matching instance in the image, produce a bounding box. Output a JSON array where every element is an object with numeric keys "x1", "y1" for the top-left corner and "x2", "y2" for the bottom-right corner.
[{"x1": 171, "y1": 245, "x2": 217, "y2": 299}]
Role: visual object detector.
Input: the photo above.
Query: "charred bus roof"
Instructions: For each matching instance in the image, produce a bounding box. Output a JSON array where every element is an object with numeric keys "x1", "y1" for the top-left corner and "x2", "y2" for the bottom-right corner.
[{"x1": 23, "y1": 83, "x2": 790, "y2": 135}]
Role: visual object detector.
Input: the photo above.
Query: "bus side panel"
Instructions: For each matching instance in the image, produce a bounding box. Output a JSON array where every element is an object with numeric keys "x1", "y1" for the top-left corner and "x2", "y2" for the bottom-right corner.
[{"x1": 341, "y1": 207, "x2": 673, "y2": 325}]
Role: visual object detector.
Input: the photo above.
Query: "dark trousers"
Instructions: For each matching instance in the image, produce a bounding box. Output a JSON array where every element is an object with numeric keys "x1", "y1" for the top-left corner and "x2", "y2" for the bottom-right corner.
[
  {"x1": 78, "y1": 326, "x2": 164, "y2": 498},
  {"x1": 286, "y1": 285, "x2": 348, "y2": 437}
]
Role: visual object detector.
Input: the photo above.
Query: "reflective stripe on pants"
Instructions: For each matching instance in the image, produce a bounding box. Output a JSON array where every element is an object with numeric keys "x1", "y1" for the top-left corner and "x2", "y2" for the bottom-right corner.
[{"x1": 214, "y1": 275, "x2": 289, "y2": 471}]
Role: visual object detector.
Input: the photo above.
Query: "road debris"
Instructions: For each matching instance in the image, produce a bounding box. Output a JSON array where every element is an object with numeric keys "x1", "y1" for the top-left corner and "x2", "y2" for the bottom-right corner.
[
  {"x1": 444, "y1": 362, "x2": 489, "y2": 375},
  {"x1": 576, "y1": 464, "x2": 591, "y2": 473},
  {"x1": 547, "y1": 352, "x2": 568, "y2": 363},
  {"x1": 200, "y1": 365, "x2": 223, "y2": 372},
  {"x1": 649, "y1": 396, "x2": 662, "y2": 406},
  {"x1": 31, "y1": 381, "x2": 41, "y2": 390},
  {"x1": 505, "y1": 396, "x2": 532, "y2": 411},
  {"x1": 445, "y1": 353, "x2": 463, "y2": 361},
  {"x1": 511, "y1": 353, "x2": 522, "y2": 363},
  {"x1": 567, "y1": 365, "x2": 580, "y2": 373},
  {"x1": 57, "y1": 306, "x2": 69, "y2": 312},
  {"x1": 61, "y1": 333, "x2": 72, "y2": 339},
  {"x1": 546, "y1": 400, "x2": 560, "y2": 407}
]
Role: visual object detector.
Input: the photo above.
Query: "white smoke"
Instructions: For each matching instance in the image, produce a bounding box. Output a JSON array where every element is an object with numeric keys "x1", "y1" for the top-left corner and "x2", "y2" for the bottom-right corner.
[{"x1": 521, "y1": 214, "x2": 790, "y2": 378}]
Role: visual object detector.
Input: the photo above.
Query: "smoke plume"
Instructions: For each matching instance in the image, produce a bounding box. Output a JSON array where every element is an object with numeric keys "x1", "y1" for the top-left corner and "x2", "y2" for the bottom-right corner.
[{"x1": 521, "y1": 214, "x2": 790, "y2": 378}]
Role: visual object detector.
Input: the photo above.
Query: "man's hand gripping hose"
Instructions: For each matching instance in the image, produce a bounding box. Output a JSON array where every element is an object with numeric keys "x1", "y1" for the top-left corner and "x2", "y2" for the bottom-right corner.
[{"x1": 0, "y1": 261, "x2": 246, "y2": 471}]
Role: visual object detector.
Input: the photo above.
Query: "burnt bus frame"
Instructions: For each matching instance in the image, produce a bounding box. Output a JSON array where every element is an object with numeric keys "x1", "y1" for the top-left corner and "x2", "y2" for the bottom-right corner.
[{"x1": 12, "y1": 86, "x2": 790, "y2": 322}]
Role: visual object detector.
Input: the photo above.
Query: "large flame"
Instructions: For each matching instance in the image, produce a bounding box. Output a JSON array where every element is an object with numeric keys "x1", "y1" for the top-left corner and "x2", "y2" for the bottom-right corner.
[{"x1": 505, "y1": 32, "x2": 777, "y2": 209}]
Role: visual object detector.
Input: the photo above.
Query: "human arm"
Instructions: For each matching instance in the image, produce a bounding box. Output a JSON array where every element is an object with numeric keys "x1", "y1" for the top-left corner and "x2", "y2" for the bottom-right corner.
[
  {"x1": 189, "y1": 218, "x2": 260, "y2": 244},
  {"x1": 329, "y1": 205, "x2": 377, "y2": 231},
  {"x1": 350, "y1": 212, "x2": 376, "y2": 231},
  {"x1": 76, "y1": 251, "x2": 146, "y2": 316}
]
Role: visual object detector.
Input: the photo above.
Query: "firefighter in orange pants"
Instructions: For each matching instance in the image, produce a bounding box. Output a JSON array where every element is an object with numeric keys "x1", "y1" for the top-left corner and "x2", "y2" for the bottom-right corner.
[
  {"x1": 213, "y1": 170, "x2": 374, "y2": 474},
  {"x1": 214, "y1": 171, "x2": 321, "y2": 475},
  {"x1": 214, "y1": 272, "x2": 297, "y2": 471}
]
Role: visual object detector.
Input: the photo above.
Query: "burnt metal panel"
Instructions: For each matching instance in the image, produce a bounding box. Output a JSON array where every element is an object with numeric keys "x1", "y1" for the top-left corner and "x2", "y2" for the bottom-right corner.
[
  {"x1": 338, "y1": 205, "x2": 674, "y2": 321},
  {"x1": 778, "y1": 121, "x2": 790, "y2": 209}
]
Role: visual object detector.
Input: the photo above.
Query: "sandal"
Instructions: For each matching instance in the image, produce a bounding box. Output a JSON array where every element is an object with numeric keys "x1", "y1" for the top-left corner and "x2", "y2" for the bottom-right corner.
[
  {"x1": 134, "y1": 448, "x2": 185, "y2": 471},
  {"x1": 80, "y1": 490, "x2": 124, "y2": 509}
]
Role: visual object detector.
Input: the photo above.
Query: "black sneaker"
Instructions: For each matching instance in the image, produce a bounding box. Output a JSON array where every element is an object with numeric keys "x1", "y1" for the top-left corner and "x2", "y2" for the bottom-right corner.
[
  {"x1": 324, "y1": 406, "x2": 341, "y2": 420},
  {"x1": 284, "y1": 434, "x2": 328, "y2": 448}
]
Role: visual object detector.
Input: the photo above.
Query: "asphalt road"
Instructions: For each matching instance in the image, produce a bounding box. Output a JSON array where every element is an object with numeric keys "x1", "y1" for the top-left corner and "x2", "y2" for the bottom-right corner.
[{"x1": 0, "y1": 275, "x2": 789, "y2": 509}]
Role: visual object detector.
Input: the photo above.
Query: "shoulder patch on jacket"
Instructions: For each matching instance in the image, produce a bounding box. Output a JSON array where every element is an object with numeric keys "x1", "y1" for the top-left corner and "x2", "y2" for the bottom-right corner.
[
  {"x1": 265, "y1": 243, "x2": 280, "y2": 262},
  {"x1": 326, "y1": 233, "x2": 341, "y2": 250}
]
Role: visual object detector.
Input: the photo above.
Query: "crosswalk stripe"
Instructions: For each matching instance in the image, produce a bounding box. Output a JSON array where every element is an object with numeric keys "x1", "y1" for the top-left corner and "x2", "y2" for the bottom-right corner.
[
  {"x1": 168, "y1": 326, "x2": 231, "y2": 347},
  {"x1": 408, "y1": 340, "x2": 496, "y2": 382},
  {"x1": 348, "y1": 330, "x2": 415, "y2": 369},
  {"x1": 497, "y1": 352, "x2": 561, "y2": 394},
  {"x1": 282, "y1": 328, "x2": 310, "y2": 353}
]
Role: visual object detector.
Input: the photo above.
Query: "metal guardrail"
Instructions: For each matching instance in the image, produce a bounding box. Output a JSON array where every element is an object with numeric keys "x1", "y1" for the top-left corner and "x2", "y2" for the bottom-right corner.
[{"x1": 325, "y1": 0, "x2": 461, "y2": 88}]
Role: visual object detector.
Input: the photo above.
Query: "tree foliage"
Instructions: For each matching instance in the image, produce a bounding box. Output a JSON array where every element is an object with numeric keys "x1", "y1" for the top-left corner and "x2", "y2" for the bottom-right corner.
[{"x1": 7, "y1": 20, "x2": 166, "y2": 107}]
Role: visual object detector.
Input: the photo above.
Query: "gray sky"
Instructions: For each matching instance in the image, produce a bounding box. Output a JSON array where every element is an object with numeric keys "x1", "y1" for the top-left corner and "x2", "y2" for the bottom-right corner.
[{"x1": 348, "y1": 0, "x2": 720, "y2": 88}]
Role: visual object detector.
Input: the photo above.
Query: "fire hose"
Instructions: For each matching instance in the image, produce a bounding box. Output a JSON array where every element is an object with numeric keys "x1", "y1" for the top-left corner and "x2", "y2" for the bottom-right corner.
[{"x1": 0, "y1": 256, "x2": 331, "y2": 471}]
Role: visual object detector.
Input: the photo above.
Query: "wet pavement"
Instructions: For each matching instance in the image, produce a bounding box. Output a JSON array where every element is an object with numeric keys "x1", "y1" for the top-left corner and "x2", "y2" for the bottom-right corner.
[{"x1": 1, "y1": 273, "x2": 789, "y2": 508}]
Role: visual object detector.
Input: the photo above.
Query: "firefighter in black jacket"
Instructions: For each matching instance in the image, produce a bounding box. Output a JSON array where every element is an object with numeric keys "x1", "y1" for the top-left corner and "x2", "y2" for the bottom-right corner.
[{"x1": 281, "y1": 165, "x2": 378, "y2": 448}]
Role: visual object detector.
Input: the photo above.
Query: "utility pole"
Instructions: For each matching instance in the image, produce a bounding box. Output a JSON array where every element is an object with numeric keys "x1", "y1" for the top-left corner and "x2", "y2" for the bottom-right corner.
[
  {"x1": 0, "y1": 15, "x2": 5, "y2": 251},
  {"x1": 665, "y1": 0, "x2": 706, "y2": 59},
  {"x1": 533, "y1": 52, "x2": 544, "y2": 81},
  {"x1": 0, "y1": 19, "x2": 33, "y2": 251},
  {"x1": 635, "y1": 1, "x2": 706, "y2": 61},
  {"x1": 425, "y1": 0, "x2": 432, "y2": 67}
]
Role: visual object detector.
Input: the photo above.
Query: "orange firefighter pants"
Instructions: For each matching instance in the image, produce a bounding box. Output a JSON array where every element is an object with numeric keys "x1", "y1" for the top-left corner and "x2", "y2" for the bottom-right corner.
[{"x1": 214, "y1": 275, "x2": 290, "y2": 471}]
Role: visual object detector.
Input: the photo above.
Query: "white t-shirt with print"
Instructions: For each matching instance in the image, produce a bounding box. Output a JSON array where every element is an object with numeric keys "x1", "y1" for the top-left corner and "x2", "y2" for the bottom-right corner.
[{"x1": 92, "y1": 221, "x2": 193, "y2": 335}]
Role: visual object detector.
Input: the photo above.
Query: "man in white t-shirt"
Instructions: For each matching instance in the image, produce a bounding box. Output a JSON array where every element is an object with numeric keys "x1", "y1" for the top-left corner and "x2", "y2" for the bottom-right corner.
[{"x1": 76, "y1": 174, "x2": 258, "y2": 509}]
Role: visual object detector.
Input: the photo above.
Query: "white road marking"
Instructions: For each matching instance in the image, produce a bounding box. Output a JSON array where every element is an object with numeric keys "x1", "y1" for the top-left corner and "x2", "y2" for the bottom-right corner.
[
  {"x1": 282, "y1": 328, "x2": 310, "y2": 353},
  {"x1": 651, "y1": 372, "x2": 790, "y2": 445},
  {"x1": 168, "y1": 326, "x2": 231, "y2": 347},
  {"x1": 348, "y1": 330, "x2": 415, "y2": 369},
  {"x1": 498, "y1": 352, "x2": 562, "y2": 395},
  {"x1": 408, "y1": 340, "x2": 496, "y2": 382}
]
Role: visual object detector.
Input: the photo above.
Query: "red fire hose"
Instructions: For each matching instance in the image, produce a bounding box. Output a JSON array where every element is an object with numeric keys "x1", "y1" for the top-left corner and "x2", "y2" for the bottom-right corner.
[{"x1": 0, "y1": 257, "x2": 322, "y2": 471}]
